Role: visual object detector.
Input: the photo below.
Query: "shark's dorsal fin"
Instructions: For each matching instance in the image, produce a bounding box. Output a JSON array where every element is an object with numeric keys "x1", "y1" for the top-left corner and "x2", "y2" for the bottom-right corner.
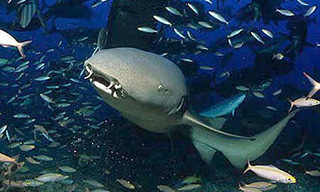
[{"x1": 182, "y1": 111, "x2": 254, "y2": 141}]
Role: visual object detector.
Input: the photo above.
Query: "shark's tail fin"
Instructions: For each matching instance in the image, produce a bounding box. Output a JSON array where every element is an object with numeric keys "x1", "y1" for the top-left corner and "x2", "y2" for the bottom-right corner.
[
  {"x1": 190, "y1": 110, "x2": 298, "y2": 169},
  {"x1": 303, "y1": 72, "x2": 320, "y2": 98},
  {"x1": 17, "y1": 40, "x2": 32, "y2": 58}
]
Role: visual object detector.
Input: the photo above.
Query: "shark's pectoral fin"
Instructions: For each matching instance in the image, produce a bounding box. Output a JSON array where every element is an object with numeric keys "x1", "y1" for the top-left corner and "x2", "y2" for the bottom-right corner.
[{"x1": 182, "y1": 111, "x2": 254, "y2": 141}]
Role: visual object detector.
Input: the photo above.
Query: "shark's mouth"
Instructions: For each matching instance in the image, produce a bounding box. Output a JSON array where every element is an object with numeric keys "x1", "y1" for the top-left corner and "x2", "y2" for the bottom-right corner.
[{"x1": 84, "y1": 64, "x2": 126, "y2": 99}]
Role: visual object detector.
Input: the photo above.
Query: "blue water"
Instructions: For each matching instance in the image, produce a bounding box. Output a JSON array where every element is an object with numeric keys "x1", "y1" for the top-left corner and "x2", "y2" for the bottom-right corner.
[{"x1": 0, "y1": 0, "x2": 320, "y2": 191}]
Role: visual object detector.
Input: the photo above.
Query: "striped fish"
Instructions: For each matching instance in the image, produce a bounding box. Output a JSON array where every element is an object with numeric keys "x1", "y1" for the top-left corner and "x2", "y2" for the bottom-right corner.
[{"x1": 19, "y1": 1, "x2": 37, "y2": 28}]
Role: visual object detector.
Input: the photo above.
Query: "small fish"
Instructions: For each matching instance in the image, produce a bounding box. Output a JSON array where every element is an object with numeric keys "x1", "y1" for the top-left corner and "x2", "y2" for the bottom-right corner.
[
  {"x1": 5, "y1": 130, "x2": 11, "y2": 142},
  {"x1": 261, "y1": 29, "x2": 273, "y2": 38},
  {"x1": 200, "y1": 66, "x2": 213, "y2": 71},
  {"x1": 196, "y1": 44, "x2": 208, "y2": 51},
  {"x1": 306, "y1": 170, "x2": 320, "y2": 177},
  {"x1": 280, "y1": 158, "x2": 299, "y2": 165},
  {"x1": 187, "y1": 3, "x2": 198, "y2": 15},
  {"x1": 288, "y1": 97, "x2": 320, "y2": 112},
  {"x1": 203, "y1": 0, "x2": 212, "y2": 4},
  {"x1": 21, "y1": 179, "x2": 44, "y2": 187},
  {"x1": 208, "y1": 11, "x2": 228, "y2": 24},
  {"x1": 59, "y1": 166, "x2": 76, "y2": 173},
  {"x1": 35, "y1": 173, "x2": 69, "y2": 183},
  {"x1": 227, "y1": 29, "x2": 244, "y2": 39},
  {"x1": 243, "y1": 162, "x2": 296, "y2": 183},
  {"x1": 165, "y1": 7, "x2": 182, "y2": 17},
  {"x1": 198, "y1": 21, "x2": 213, "y2": 28},
  {"x1": 25, "y1": 157, "x2": 41, "y2": 165},
  {"x1": 0, "y1": 125, "x2": 7, "y2": 135},
  {"x1": 267, "y1": 106, "x2": 277, "y2": 111},
  {"x1": 40, "y1": 93, "x2": 55, "y2": 104},
  {"x1": 173, "y1": 28, "x2": 186, "y2": 39},
  {"x1": 157, "y1": 185, "x2": 175, "y2": 192},
  {"x1": 177, "y1": 184, "x2": 201, "y2": 191},
  {"x1": 34, "y1": 76, "x2": 50, "y2": 81},
  {"x1": 251, "y1": 32, "x2": 265, "y2": 44},
  {"x1": 236, "y1": 86, "x2": 250, "y2": 91},
  {"x1": 273, "y1": 89, "x2": 282, "y2": 96},
  {"x1": 33, "y1": 155, "x2": 53, "y2": 161},
  {"x1": 297, "y1": 0, "x2": 308, "y2": 6},
  {"x1": 0, "y1": 152, "x2": 16, "y2": 163},
  {"x1": 233, "y1": 42, "x2": 244, "y2": 49},
  {"x1": 0, "y1": 29, "x2": 31, "y2": 57},
  {"x1": 137, "y1": 27, "x2": 158, "y2": 33},
  {"x1": 304, "y1": 6, "x2": 316, "y2": 17},
  {"x1": 276, "y1": 9, "x2": 295, "y2": 17},
  {"x1": 153, "y1": 15, "x2": 172, "y2": 26},
  {"x1": 117, "y1": 179, "x2": 135, "y2": 189},
  {"x1": 253, "y1": 92, "x2": 265, "y2": 98},
  {"x1": 273, "y1": 53, "x2": 284, "y2": 60},
  {"x1": 242, "y1": 181, "x2": 277, "y2": 191},
  {"x1": 181, "y1": 176, "x2": 201, "y2": 185},
  {"x1": 19, "y1": 144, "x2": 35, "y2": 152},
  {"x1": 239, "y1": 185, "x2": 263, "y2": 192},
  {"x1": 14, "y1": 113, "x2": 30, "y2": 118},
  {"x1": 83, "y1": 179, "x2": 104, "y2": 188}
]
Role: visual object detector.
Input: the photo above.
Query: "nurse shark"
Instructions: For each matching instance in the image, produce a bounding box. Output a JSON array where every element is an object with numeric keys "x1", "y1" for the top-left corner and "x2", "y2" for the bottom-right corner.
[{"x1": 84, "y1": 47, "x2": 297, "y2": 169}]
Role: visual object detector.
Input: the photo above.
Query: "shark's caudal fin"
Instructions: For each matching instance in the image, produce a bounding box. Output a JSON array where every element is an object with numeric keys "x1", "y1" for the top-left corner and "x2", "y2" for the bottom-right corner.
[{"x1": 189, "y1": 110, "x2": 299, "y2": 169}]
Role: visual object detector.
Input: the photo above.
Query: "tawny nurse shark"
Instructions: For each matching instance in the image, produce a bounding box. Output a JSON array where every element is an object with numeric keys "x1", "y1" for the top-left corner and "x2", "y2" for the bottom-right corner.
[{"x1": 84, "y1": 47, "x2": 297, "y2": 169}]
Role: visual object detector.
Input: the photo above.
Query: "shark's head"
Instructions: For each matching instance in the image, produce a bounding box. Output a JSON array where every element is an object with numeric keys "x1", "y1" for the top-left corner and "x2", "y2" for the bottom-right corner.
[{"x1": 84, "y1": 48, "x2": 188, "y2": 132}]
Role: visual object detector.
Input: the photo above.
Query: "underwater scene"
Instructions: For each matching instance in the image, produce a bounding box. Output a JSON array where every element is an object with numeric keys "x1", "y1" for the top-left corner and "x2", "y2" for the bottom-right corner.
[{"x1": 1, "y1": 0, "x2": 320, "y2": 191}]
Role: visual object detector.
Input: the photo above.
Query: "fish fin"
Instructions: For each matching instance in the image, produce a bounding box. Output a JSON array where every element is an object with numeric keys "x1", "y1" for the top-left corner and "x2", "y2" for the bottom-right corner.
[
  {"x1": 182, "y1": 111, "x2": 254, "y2": 140},
  {"x1": 193, "y1": 141, "x2": 217, "y2": 164},
  {"x1": 192, "y1": 117, "x2": 225, "y2": 164},
  {"x1": 303, "y1": 72, "x2": 320, "y2": 97},
  {"x1": 243, "y1": 161, "x2": 251, "y2": 174},
  {"x1": 17, "y1": 40, "x2": 32, "y2": 58},
  {"x1": 287, "y1": 98, "x2": 293, "y2": 113},
  {"x1": 190, "y1": 111, "x2": 298, "y2": 169}
]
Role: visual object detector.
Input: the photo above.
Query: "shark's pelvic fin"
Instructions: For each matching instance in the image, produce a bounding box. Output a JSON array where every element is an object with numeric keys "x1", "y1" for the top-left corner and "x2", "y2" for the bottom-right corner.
[{"x1": 190, "y1": 110, "x2": 299, "y2": 169}]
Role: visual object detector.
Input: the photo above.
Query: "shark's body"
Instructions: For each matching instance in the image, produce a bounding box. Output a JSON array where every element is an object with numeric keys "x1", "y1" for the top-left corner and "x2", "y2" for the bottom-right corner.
[{"x1": 84, "y1": 47, "x2": 296, "y2": 168}]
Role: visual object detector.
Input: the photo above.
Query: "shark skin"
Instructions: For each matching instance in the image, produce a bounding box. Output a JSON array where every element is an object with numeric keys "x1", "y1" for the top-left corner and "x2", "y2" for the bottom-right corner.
[
  {"x1": 84, "y1": 47, "x2": 297, "y2": 169},
  {"x1": 191, "y1": 110, "x2": 298, "y2": 168}
]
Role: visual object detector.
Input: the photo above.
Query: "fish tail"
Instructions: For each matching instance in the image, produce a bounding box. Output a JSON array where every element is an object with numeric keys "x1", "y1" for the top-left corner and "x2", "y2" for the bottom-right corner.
[
  {"x1": 17, "y1": 40, "x2": 32, "y2": 58},
  {"x1": 287, "y1": 98, "x2": 293, "y2": 113},
  {"x1": 303, "y1": 72, "x2": 320, "y2": 98},
  {"x1": 243, "y1": 161, "x2": 251, "y2": 174}
]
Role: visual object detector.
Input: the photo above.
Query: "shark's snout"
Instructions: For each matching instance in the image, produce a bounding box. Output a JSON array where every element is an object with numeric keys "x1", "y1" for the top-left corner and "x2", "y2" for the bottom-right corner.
[{"x1": 83, "y1": 61, "x2": 125, "y2": 99}]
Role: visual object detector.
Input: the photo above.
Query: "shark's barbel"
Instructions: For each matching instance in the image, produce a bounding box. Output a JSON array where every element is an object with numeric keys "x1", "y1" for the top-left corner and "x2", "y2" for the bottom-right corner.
[{"x1": 84, "y1": 47, "x2": 297, "y2": 168}]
